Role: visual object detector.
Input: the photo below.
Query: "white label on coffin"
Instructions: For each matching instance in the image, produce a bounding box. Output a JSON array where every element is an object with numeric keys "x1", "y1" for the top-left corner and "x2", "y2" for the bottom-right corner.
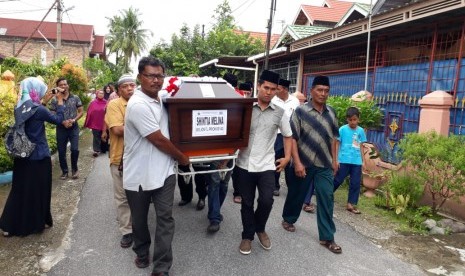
[
  {"x1": 199, "y1": 83, "x2": 216, "y2": 98},
  {"x1": 192, "y1": 110, "x2": 227, "y2": 137}
]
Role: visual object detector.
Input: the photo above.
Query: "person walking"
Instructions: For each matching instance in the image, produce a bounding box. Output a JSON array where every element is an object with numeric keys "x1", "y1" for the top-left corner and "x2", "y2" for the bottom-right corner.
[
  {"x1": 123, "y1": 56, "x2": 189, "y2": 276},
  {"x1": 47, "y1": 77, "x2": 83, "y2": 180},
  {"x1": 271, "y1": 78, "x2": 299, "y2": 196},
  {"x1": 333, "y1": 107, "x2": 367, "y2": 214},
  {"x1": 281, "y1": 75, "x2": 342, "y2": 254},
  {"x1": 104, "y1": 73, "x2": 136, "y2": 248},
  {"x1": 236, "y1": 70, "x2": 292, "y2": 255},
  {"x1": 84, "y1": 90, "x2": 107, "y2": 157},
  {"x1": 0, "y1": 77, "x2": 64, "y2": 237}
]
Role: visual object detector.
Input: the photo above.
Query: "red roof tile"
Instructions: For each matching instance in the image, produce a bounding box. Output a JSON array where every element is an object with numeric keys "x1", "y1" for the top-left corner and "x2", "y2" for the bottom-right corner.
[
  {"x1": 301, "y1": 0, "x2": 353, "y2": 24},
  {"x1": 233, "y1": 30, "x2": 280, "y2": 48},
  {"x1": 0, "y1": 17, "x2": 94, "y2": 43},
  {"x1": 91, "y1": 35, "x2": 105, "y2": 55}
]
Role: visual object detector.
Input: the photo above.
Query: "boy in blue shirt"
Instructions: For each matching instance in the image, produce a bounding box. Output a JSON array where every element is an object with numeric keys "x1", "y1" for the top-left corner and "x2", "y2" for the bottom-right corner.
[{"x1": 333, "y1": 107, "x2": 367, "y2": 214}]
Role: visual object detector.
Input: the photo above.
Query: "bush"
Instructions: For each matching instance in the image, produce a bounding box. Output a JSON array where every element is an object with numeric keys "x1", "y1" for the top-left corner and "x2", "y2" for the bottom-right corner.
[
  {"x1": 385, "y1": 173, "x2": 424, "y2": 207},
  {"x1": 327, "y1": 96, "x2": 383, "y2": 129},
  {"x1": 398, "y1": 132, "x2": 465, "y2": 213}
]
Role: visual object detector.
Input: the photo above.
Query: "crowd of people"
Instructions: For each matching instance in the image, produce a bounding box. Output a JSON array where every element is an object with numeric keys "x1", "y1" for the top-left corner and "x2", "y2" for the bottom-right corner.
[{"x1": 0, "y1": 55, "x2": 370, "y2": 276}]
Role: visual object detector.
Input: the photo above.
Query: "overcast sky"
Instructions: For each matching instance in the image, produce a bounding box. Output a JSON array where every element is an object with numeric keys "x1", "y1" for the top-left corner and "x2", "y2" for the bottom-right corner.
[
  {"x1": 1, "y1": 0, "x2": 372, "y2": 71},
  {"x1": 1, "y1": 0, "x2": 372, "y2": 43}
]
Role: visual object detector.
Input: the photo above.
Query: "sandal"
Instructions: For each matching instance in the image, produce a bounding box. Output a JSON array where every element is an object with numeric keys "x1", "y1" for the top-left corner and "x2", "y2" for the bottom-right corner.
[
  {"x1": 346, "y1": 207, "x2": 361, "y2": 214},
  {"x1": 281, "y1": 220, "x2": 296, "y2": 232},
  {"x1": 320, "y1": 240, "x2": 342, "y2": 254},
  {"x1": 303, "y1": 203, "x2": 315, "y2": 213}
]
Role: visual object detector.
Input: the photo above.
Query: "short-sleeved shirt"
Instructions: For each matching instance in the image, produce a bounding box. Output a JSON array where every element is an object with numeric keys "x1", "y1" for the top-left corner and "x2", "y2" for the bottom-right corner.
[
  {"x1": 123, "y1": 90, "x2": 174, "y2": 191},
  {"x1": 236, "y1": 103, "x2": 292, "y2": 172},
  {"x1": 105, "y1": 97, "x2": 128, "y2": 166},
  {"x1": 337, "y1": 124, "x2": 367, "y2": 165},
  {"x1": 50, "y1": 93, "x2": 82, "y2": 121},
  {"x1": 290, "y1": 101, "x2": 339, "y2": 168}
]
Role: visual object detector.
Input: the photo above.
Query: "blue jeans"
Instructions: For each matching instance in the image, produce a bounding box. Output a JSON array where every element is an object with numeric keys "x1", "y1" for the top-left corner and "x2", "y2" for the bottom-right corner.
[
  {"x1": 333, "y1": 163, "x2": 362, "y2": 205},
  {"x1": 207, "y1": 161, "x2": 232, "y2": 223}
]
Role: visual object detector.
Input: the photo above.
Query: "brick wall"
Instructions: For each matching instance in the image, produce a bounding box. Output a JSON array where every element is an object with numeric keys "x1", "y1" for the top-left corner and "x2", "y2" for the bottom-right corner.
[{"x1": 0, "y1": 37, "x2": 90, "y2": 66}]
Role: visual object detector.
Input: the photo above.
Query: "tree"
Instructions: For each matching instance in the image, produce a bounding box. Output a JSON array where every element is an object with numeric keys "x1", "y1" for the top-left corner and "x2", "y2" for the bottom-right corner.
[
  {"x1": 106, "y1": 7, "x2": 152, "y2": 73},
  {"x1": 149, "y1": 0, "x2": 264, "y2": 78}
]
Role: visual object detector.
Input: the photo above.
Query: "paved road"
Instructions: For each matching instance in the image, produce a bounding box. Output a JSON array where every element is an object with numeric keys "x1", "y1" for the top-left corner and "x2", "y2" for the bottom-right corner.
[{"x1": 48, "y1": 155, "x2": 424, "y2": 276}]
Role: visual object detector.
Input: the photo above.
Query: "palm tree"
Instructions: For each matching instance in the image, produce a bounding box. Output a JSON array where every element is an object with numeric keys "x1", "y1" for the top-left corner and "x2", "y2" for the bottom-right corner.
[{"x1": 106, "y1": 7, "x2": 152, "y2": 73}]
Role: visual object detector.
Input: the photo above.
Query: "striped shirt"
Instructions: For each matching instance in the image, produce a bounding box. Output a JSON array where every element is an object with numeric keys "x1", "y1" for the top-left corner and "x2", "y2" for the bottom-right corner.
[
  {"x1": 236, "y1": 102, "x2": 292, "y2": 172},
  {"x1": 290, "y1": 101, "x2": 339, "y2": 168}
]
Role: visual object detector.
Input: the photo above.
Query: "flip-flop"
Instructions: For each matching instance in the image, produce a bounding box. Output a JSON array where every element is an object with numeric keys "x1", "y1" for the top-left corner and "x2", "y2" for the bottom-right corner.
[
  {"x1": 320, "y1": 240, "x2": 342, "y2": 254},
  {"x1": 303, "y1": 204, "x2": 315, "y2": 213},
  {"x1": 281, "y1": 220, "x2": 296, "y2": 232},
  {"x1": 346, "y1": 207, "x2": 361, "y2": 214}
]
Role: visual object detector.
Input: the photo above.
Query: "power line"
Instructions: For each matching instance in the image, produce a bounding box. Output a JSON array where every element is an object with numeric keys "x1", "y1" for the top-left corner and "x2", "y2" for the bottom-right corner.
[
  {"x1": 0, "y1": 8, "x2": 48, "y2": 15},
  {"x1": 61, "y1": 1, "x2": 80, "y2": 41}
]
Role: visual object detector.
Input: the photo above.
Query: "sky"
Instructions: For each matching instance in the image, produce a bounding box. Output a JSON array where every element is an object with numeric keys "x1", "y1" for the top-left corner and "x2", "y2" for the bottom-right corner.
[{"x1": 0, "y1": 0, "x2": 372, "y2": 70}]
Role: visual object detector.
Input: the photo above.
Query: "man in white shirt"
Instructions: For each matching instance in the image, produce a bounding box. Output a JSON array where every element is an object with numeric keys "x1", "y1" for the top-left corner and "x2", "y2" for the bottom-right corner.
[
  {"x1": 271, "y1": 79, "x2": 299, "y2": 196},
  {"x1": 236, "y1": 70, "x2": 292, "y2": 255},
  {"x1": 123, "y1": 56, "x2": 189, "y2": 276}
]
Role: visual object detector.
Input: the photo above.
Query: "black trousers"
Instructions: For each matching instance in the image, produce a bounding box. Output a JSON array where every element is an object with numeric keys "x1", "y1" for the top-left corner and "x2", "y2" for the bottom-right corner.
[
  {"x1": 177, "y1": 165, "x2": 208, "y2": 202},
  {"x1": 236, "y1": 167, "x2": 275, "y2": 240}
]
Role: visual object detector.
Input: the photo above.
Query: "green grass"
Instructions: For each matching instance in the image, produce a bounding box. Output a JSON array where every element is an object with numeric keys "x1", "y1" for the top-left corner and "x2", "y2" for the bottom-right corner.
[{"x1": 333, "y1": 181, "x2": 432, "y2": 234}]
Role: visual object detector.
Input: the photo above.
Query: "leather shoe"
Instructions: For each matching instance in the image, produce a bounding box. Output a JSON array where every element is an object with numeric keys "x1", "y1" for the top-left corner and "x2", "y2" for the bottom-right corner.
[
  {"x1": 196, "y1": 199, "x2": 205, "y2": 210},
  {"x1": 120, "y1": 233, "x2": 133, "y2": 248},
  {"x1": 135, "y1": 255, "x2": 150, "y2": 268},
  {"x1": 151, "y1": 272, "x2": 169, "y2": 276},
  {"x1": 178, "y1": 200, "x2": 191, "y2": 206},
  {"x1": 207, "y1": 222, "x2": 220, "y2": 233}
]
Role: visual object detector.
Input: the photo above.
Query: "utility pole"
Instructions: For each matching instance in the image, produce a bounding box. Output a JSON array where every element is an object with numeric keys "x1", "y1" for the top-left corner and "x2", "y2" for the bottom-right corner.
[
  {"x1": 55, "y1": 0, "x2": 62, "y2": 59},
  {"x1": 264, "y1": 0, "x2": 276, "y2": 70},
  {"x1": 14, "y1": 1, "x2": 56, "y2": 57}
]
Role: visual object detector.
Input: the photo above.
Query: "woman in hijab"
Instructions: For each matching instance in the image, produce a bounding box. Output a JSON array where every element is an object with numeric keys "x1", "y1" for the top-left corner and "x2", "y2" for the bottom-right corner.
[
  {"x1": 84, "y1": 90, "x2": 107, "y2": 156},
  {"x1": 0, "y1": 77, "x2": 65, "y2": 237}
]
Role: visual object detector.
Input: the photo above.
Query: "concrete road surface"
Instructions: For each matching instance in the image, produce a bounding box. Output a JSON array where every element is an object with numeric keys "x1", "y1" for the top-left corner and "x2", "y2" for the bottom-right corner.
[{"x1": 47, "y1": 155, "x2": 424, "y2": 276}]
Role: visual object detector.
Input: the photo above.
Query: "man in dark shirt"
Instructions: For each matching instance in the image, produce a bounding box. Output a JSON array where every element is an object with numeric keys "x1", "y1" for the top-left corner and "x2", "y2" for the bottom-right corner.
[
  {"x1": 47, "y1": 77, "x2": 83, "y2": 180},
  {"x1": 281, "y1": 75, "x2": 342, "y2": 254}
]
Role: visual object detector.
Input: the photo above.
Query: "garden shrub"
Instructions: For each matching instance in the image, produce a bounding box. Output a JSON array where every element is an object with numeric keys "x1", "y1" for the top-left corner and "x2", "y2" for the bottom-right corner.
[
  {"x1": 398, "y1": 131, "x2": 465, "y2": 214},
  {"x1": 385, "y1": 172, "x2": 424, "y2": 207},
  {"x1": 327, "y1": 96, "x2": 383, "y2": 129}
]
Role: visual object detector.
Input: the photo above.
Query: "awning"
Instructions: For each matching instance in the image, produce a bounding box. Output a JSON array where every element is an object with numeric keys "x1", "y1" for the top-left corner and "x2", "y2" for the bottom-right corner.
[{"x1": 199, "y1": 56, "x2": 255, "y2": 71}]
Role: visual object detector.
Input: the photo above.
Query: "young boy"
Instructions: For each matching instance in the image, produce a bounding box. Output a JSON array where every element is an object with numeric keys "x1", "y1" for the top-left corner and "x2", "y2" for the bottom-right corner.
[{"x1": 333, "y1": 107, "x2": 367, "y2": 214}]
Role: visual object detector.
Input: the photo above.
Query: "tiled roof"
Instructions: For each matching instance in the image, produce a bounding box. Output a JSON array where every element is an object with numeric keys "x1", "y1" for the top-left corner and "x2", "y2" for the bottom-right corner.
[
  {"x1": 233, "y1": 29, "x2": 280, "y2": 48},
  {"x1": 91, "y1": 35, "x2": 105, "y2": 55},
  {"x1": 286, "y1": 25, "x2": 330, "y2": 40},
  {"x1": 274, "y1": 25, "x2": 330, "y2": 48},
  {"x1": 0, "y1": 17, "x2": 94, "y2": 43},
  {"x1": 299, "y1": 0, "x2": 354, "y2": 24}
]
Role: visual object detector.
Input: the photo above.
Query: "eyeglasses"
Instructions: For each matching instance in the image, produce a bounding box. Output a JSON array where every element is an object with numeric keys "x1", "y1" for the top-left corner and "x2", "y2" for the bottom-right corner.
[{"x1": 141, "y1": 73, "x2": 165, "y2": 81}]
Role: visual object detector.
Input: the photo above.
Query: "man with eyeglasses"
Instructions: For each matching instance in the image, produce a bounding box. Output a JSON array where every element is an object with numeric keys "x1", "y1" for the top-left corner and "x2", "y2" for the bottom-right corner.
[
  {"x1": 104, "y1": 74, "x2": 136, "y2": 249},
  {"x1": 123, "y1": 56, "x2": 189, "y2": 276}
]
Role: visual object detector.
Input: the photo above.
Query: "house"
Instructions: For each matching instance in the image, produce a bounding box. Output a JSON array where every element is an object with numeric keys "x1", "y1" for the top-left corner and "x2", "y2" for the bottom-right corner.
[{"x1": 0, "y1": 17, "x2": 106, "y2": 65}]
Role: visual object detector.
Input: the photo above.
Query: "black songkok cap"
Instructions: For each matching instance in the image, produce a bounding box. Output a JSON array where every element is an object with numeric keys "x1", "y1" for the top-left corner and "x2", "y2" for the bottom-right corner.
[
  {"x1": 239, "y1": 83, "x2": 251, "y2": 91},
  {"x1": 278, "y1": 78, "x2": 290, "y2": 89},
  {"x1": 312, "y1": 75, "x2": 330, "y2": 87},
  {"x1": 259, "y1": 70, "x2": 280, "y2": 85}
]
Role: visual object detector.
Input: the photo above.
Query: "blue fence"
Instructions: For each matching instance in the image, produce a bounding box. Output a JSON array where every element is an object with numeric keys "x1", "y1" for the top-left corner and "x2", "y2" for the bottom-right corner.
[{"x1": 306, "y1": 59, "x2": 465, "y2": 163}]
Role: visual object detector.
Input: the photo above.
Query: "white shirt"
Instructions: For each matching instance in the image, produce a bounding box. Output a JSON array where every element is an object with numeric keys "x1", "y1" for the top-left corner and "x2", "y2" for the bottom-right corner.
[
  {"x1": 123, "y1": 90, "x2": 175, "y2": 191},
  {"x1": 236, "y1": 103, "x2": 292, "y2": 172},
  {"x1": 271, "y1": 94, "x2": 299, "y2": 134},
  {"x1": 271, "y1": 94, "x2": 300, "y2": 118}
]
